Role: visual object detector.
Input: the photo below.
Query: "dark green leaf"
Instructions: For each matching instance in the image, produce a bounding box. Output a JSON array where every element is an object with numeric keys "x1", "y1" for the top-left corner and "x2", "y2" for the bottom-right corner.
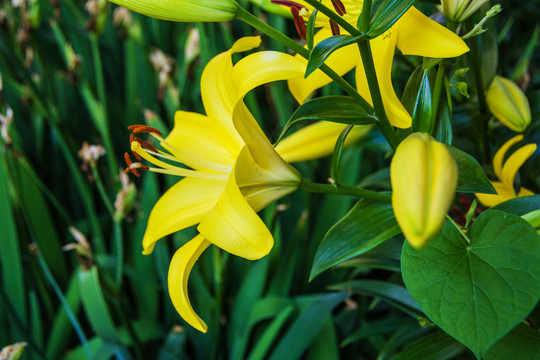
[
  {"x1": 368, "y1": 0, "x2": 416, "y2": 38},
  {"x1": 310, "y1": 198, "x2": 400, "y2": 280},
  {"x1": 274, "y1": 96, "x2": 375, "y2": 145},
  {"x1": 394, "y1": 330, "x2": 468, "y2": 360},
  {"x1": 306, "y1": 35, "x2": 363, "y2": 77},
  {"x1": 492, "y1": 195, "x2": 540, "y2": 216},
  {"x1": 446, "y1": 145, "x2": 496, "y2": 194},
  {"x1": 342, "y1": 317, "x2": 418, "y2": 346},
  {"x1": 402, "y1": 210, "x2": 540, "y2": 357},
  {"x1": 268, "y1": 292, "x2": 349, "y2": 360},
  {"x1": 330, "y1": 124, "x2": 354, "y2": 184},
  {"x1": 485, "y1": 323, "x2": 540, "y2": 360},
  {"x1": 306, "y1": 9, "x2": 318, "y2": 50},
  {"x1": 411, "y1": 71, "x2": 433, "y2": 133}
]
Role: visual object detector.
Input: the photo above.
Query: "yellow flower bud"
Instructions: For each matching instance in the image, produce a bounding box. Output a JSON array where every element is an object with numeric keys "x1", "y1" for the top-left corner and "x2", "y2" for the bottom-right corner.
[
  {"x1": 441, "y1": 0, "x2": 489, "y2": 22},
  {"x1": 108, "y1": 0, "x2": 239, "y2": 22},
  {"x1": 486, "y1": 76, "x2": 531, "y2": 133},
  {"x1": 391, "y1": 133, "x2": 458, "y2": 248}
]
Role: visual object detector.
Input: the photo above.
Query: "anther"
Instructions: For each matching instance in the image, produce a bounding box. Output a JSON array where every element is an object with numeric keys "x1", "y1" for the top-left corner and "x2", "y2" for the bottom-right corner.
[
  {"x1": 291, "y1": 7, "x2": 307, "y2": 41},
  {"x1": 131, "y1": 136, "x2": 159, "y2": 154},
  {"x1": 329, "y1": 19, "x2": 340, "y2": 36},
  {"x1": 330, "y1": 0, "x2": 346, "y2": 16},
  {"x1": 124, "y1": 152, "x2": 140, "y2": 177},
  {"x1": 129, "y1": 125, "x2": 163, "y2": 137},
  {"x1": 270, "y1": 0, "x2": 304, "y2": 10}
]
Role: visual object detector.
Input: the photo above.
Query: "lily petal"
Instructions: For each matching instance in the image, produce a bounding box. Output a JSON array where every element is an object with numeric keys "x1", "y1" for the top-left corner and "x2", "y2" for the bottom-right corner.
[
  {"x1": 475, "y1": 181, "x2": 518, "y2": 207},
  {"x1": 142, "y1": 177, "x2": 226, "y2": 254},
  {"x1": 232, "y1": 51, "x2": 306, "y2": 100},
  {"x1": 395, "y1": 7, "x2": 469, "y2": 58},
  {"x1": 276, "y1": 122, "x2": 372, "y2": 163},
  {"x1": 493, "y1": 135, "x2": 523, "y2": 180},
  {"x1": 168, "y1": 235, "x2": 211, "y2": 333},
  {"x1": 165, "y1": 110, "x2": 235, "y2": 172},
  {"x1": 355, "y1": 29, "x2": 412, "y2": 128},
  {"x1": 201, "y1": 36, "x2": 262, "y2": 156},
  {"x1": 500, "y1": 143, "x2": 537, "y2": 190},
  {"x1": 288, "y1": 27, "x2": 361, "y2": 104},
  {"x1": 197, "y1": 157, "x2": 274, "y2": 260}
]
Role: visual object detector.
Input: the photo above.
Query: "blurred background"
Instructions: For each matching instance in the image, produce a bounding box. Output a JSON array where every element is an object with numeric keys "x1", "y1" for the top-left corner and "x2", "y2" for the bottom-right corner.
[{"x1": 0, "y1": 0, "x2": 539, "y2": 359}]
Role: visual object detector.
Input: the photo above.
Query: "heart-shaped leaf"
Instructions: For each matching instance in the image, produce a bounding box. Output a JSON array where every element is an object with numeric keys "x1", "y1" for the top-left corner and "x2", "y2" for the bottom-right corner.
[{"x1": 402, "y1": 210, "x2": 540, "y2": 357}]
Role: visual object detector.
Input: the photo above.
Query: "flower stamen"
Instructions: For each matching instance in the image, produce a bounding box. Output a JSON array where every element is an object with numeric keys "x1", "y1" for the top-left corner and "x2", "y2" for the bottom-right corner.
[
  {"x1": 330, "y1": 0, "x2": 346, "y2": 16},
  {"x1": 127, "y1": 124, "x2": 164, "y2": 137}
]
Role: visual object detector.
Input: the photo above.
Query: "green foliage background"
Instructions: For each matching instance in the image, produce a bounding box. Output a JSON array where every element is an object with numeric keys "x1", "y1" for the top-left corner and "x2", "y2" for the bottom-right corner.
[{"x1": 0, "y1": 0, "x2": 539, "y2": 359}]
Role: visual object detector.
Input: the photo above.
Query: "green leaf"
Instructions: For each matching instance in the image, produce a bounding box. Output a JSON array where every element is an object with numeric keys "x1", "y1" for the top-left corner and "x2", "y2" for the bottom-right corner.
[
  {"x1": 268, "y1": 292, "x2": 349, "y2": 360},
  {"x1": 492, "y1": 195, "x2": 540, "y2": 216},
  {"x1": 341, "y1": 317, "x2": 418, "y2": 347},
  {"x1": 446, "y1": 145, "x2": 496, "y2": 194},
  {"x1": 306, "y1": 9, "x2": 318, "y2": 50},
  {"x1": 247, "y1": 305, "x2": 294, "y2": 360},
  {"x1": 367, "y1": 0, "x2": 416, "y2": 38},
  {"x1": 411, "y1": 71, "x2": 433, "y2": 133},
  {"x1": 453, "y1": 82, "x2": 470, "y2": 98},
  {"x1": 274, "y1": 96, "x2": 375, "y2": 145},
  {"x1": 306, "y1": 35, "x2": 363, "y2": 77},
  {"x1": 394, "y1": 330, "x2": 468, "y2": 360},
  {"x1": 310, "y1": 198, "x2": 400, "y2": 280},
  {"x1": 402, "y1": 210, "x2": 540, "y2": 357},
  {"x1": 485, "y1": 323, "x2": 540, "y2": 360},
  {"x1": 330, "y1": 280, "x2": 423, "y2": 317},
  {"x1": 330, "y1": 124, "x2": 354, "y2": 184}
]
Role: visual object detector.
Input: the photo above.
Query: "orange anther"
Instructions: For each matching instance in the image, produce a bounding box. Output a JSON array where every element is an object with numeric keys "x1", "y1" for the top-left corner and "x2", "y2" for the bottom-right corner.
[
  {"x1": 330, "y1": 20, "x2": 340, "y2": 36},
  {"x1": 132, "y1": 125, "x2": 163, "y2": 137},
  {"x1": 131, "y1": 136, "x2": 159, "y2": 153}
]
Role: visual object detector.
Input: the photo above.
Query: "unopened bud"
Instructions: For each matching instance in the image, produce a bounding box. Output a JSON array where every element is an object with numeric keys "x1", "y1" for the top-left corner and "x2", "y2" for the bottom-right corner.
[
  {"x1": 391, "y1": 133, "x2": 458, "y2": 248},
  {"x1": 486, "y1": 75, "x2": 531, "y2": 132},
  {"x1": 441, "y1": 0, "x2": 489, "y2": 22}
]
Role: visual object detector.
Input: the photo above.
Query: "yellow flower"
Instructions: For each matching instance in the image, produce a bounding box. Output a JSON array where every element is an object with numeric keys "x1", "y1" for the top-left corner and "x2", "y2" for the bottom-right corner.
[
  {"x1": 108, "y1": 0, "x2": 239, "y2": 22},
  {"x1": 475, "y1": 135, "x2": 537, "y2": 207},
  {"x1": 126, "y1": 37, "x2": 370, "y2": 332},
  {"x1": 486, "y1": 76, "x2": 531, "y2": 133},
  {"x1": 441, "y1": 0, "x2": 489, "y2": 22},
  {"x1": 390, "y1": 133, "x2": 458, "y2": 248},
  {"x1": 287, "y1": 4, "x2": 469, "y2": 128}
]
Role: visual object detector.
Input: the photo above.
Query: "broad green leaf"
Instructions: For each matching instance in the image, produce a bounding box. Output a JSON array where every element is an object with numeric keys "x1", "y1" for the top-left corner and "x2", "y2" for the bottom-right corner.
[
  {"x1": 306, "y1": 35, "x2": 363, "y2": 77},
  {"x1": 402, "y1": 65, "x2": 426, "y2": 115},
  {"x1": 342, "y1": 317, "x2": 418, "y2": 346},
  {"x1": 492, "y1": 195, "x2": 540, "y2": 216},
  {"x1": 307, "y1": 317, "x2": 339, "y2": 360},
  {"x1": 310, "y1": 198, "x2": 400, "y2": 280},
  {"x1": 247, "y1": 305, "x2": 294, "y2": 360},
  {"x1": 274, "y1": 96, "x2": 376, "y2": 145},
  {"x1": 485, "y1": 323, "x2": 540, "y2": 360},
  {"x1": 367, "y1": 0, "x2": 416, "y2": 38},
  {"x1": 330, "y1": 124, "x2": 354, "y2": 185},
  {"x1": 433, "y1": 84, "x2": 453, "y2": 144},
  {"x1": 402, "y1": 210, "x2": 540, "y2": 357},
  {"x1": 411, "y1": 71, "x2": 433, "y2": 133},
  {"x1": 394, "y1": 330, "x2": 468, "y2": 360},
  {"x1": 330, "y1": 280, "x2": 423, "y2": 316},
  {"x1": 268, "y1": 292, "x2": 349, "y2": 360},
  {"x1": 446, "y1": 145, "x2": 496, "y2": 194}
]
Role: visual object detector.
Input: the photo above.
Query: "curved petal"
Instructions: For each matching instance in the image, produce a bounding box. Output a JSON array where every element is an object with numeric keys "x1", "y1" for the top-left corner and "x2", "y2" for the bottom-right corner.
[
  {"x1": 288, "y1": 27, "x2": 361, "y2": 104},
  {"x1": 197, "y1": 154, "x2": 274, "y2": 261},
  {"x1": 165, "y1": 111, "x2": 235, "y2": 172},
  {"x1": 493, "y1": 135, "x2": 523, "y2": 180},
  {"x1": 168, "y1": 235, "x2": 211, "y2": 333},
  {"x1": 475, "y1": 182, "x2": 516, "y2": 208},
  {"x1": 395, "y1": 7, "x2": 469, "y2": 58},
  {"x1": 201, "y1": 36, "x2": 262, "y2": 156},
  {"x1": 232, "y1": 51, "x2": 306, "y2": 101},
  {"x1": 500, "y1": 143, "x2": 537, "y2": 189},
  {"x1": 356, "y1": 30, "x2": 412, "y2": 128},
  {"x1": 276, "y1": 122, "x2": 372, "y2": 163},
  {"x1": 142, "y1": 177, "x2": 226, "y2": 254}
]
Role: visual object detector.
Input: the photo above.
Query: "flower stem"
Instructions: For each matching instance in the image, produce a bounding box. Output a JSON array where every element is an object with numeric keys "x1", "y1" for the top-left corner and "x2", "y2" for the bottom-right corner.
[
  {"x1": 446, "y1": 214, "x2": 471, "y2": 245},
  {"x1": 357, "y1": 39, "x2": 400, "y2": 150},
  {"x1": 236, "y1": 8, "x2": 373, "y2": 114},
  {"x1": 299, "y1": 178, "x2": 391, "y2": 202}
]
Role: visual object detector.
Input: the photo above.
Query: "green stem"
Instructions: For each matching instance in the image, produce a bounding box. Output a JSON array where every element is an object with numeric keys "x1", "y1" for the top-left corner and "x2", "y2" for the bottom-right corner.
[
  {"x1": 299, "y1": 178, "x2": 391, "y2": 202},
  {"x1": 236, "y1": 8, "x2": 373, "y2": 114},
  {"x1": 358, "y1": 0, "x2": 372, "y2": 33},
  {"x1": 90, "y1": 162, "x2": 114, "y2": 216},
  {"x1": 446, "y1": 215, "x2": 471, "y2": 245},
  {"x1": 301, "y1": 0, "x2": 361, "y2": 36},
  {"x1": 431, "y1": 63, "x2": 447, "y2": 133},
  {"x1": 357, "y1": 39, "x2": 400, "y2": 150}
]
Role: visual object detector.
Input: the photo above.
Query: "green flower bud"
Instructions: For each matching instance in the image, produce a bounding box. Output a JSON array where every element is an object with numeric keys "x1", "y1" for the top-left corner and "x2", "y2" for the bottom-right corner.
[
  {"x1": 441, "y1": 0, "x2": 489, "y2": 22},
  {"x1": 391, "y1": 133, "x2": 458, "y2": 248},
  {"x1": 486, "y1": 76, "x2": 531, "y2": 133},
  {"x1": 108, "y1": 0, "x2": 239, "y2": 22}
]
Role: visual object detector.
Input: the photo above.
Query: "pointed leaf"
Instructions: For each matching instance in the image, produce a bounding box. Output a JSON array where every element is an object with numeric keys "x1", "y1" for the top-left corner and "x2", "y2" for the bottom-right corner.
[
  {"x1": 446, "y1": 145, "x2": 496, "y2": 194},
  {"x1": 411, "y1": 71, "x2": 433, "y2": 133},
  {"x1": 485, "y1": 323, "x2": 540, "y2": 360},
  {"x1": 368, "y1": 0, "x2": 416, "y2": 38},
  {"x1": 306, "y1": 35, "x2": 363, "y2": 77},
  {"x1": 402, "y1": 210, "x2": 540, "y2": 357}
]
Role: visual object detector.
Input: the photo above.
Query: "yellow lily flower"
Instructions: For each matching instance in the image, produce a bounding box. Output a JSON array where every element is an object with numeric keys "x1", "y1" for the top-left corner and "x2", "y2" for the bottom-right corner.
[
  {"x1": 287, "y1": 3, "x2": 469, "y2": 128},
  {"x1": 391, "y1": 133, "x2": 458, "y2": 248},
  {"x1": 486, "y1": 76, "x2": 531, "y2": 133},
  {"x1": 108, "y1": 0, "x2": 239, "y2": 22},
  {"x1": 475, "y1": 135, "x2": 537, "y2": 207},
  {"x1": 125, "y1": 36, "x2": 370, "y2": 332}
]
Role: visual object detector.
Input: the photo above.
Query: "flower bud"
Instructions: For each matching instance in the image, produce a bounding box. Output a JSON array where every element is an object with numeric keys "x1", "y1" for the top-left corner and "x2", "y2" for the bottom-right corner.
[
  {"x1": 441, "y1": 0, "x2": 489, "y2": 22},
  {"x1": 108, "y1": 0, "x2": 239, "y2": 22},
  {"x1": 391, "y1": 133, "x2": 458, "y2": 248},
  {"x1": 486, "y1": 76, "x2": 531, "y2": 133}
]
